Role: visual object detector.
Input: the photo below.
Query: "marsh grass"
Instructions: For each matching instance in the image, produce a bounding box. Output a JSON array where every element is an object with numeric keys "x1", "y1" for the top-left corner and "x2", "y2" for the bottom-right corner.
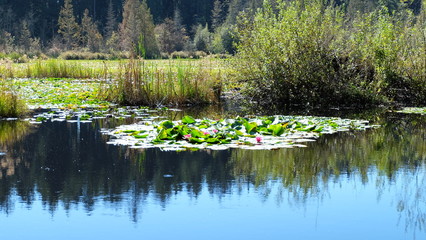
[
  {"x1": 25, "y1": 60, "x2": 109, "y2": 79},
  {"x1": 0, "y1": 58, "x2": 225, "y2": 107},
  {"x1": 0, "y1": 79, "x2": 27, "y2": 117},
  {"x1": 103, "y1": 58, "x2": 224, "y2": 106}
]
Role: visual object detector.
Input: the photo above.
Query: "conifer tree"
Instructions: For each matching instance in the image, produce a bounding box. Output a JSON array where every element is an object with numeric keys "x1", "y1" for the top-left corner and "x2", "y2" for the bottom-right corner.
[
  {"x1": 120, "y1": 0, "x2": 159, "y2": 58},
  {"x1": 120, "y1": 0, "x2": 142, "y2": 53},
  {"x1": 18, "y1": 20, "x2": 32, "y2": 51},
  {"x1": 58, "y1": 0, "x2": 80, "y2": 49},
  {"x1": 81, "y1": 9, "x2": 102, "y2": 52},
  {"x1": 212, "y1": 0, "x2": 224, "y2": 31},
  {"x1": 105, "y1": 0, "x2": 117, "y2": 39}
]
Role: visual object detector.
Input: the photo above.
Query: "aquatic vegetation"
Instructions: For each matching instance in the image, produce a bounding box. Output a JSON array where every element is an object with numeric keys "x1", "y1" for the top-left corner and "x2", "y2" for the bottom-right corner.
[
  {"x1": 2, "y1": 59, "x2": 226, "y2": 108},
  {"x1": 104, "y1": 58, "x2": 223, "y2": 106},
  {"x1": 0, "y1": 79, "x2": 27, "y2": 117},
  {"x1": 13, "y1": 78, "x2": 108, "y2": 109},
  {"x1": 25, "y1": 106, "x2": 172, "y2": 124},
  {"x1": 104, "y1": 115, "x2": 378, "y2": 151},
  {"x1": 396, "y1": 107, "x2": 426, "y2": 115}
]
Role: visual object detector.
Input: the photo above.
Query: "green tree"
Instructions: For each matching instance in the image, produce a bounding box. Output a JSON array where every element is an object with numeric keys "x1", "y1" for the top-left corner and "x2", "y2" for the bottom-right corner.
[
  {"x1": 104, "y1": 0, "x2": 118, "y2": 40},
  {"x1": 211, "y1": 0, "x2": 225, "y2": 31},
  {"x1": 81, "y1": 9, "x2": 103, "y2": 52},
  {"x1": 17, "y1": 20, "x2": 32, "y2": 51},
  {"x1": 120, "y1": 0, "x2": 159, "y2": 58},
  {"x1": 57, "y1": 0, "x2": 80, "y2": 49},
  {"x1": 193, "y1": 23, "x2": 212, "y2": 52}
]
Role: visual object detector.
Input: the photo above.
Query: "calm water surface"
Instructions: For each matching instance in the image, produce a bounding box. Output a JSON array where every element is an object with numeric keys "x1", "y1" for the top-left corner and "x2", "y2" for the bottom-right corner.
[{"x1": 0, "y1": 110, "x2": 425, "y2": 239}]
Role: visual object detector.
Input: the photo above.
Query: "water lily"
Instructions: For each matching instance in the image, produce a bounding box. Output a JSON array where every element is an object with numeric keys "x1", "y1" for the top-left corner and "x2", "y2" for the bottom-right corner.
[
  {"x1": 203, "y1": 131, "x2": 209, "y2": 135},
  {"x1": 255, "y1": 136, "x2": 262, "y2": 143},
  {"x1": 213, "y1": 129, "x2": 218, "y2": 133},
  {"x1": 183, "y1": 134, "x2": 192, "y2": 139}
]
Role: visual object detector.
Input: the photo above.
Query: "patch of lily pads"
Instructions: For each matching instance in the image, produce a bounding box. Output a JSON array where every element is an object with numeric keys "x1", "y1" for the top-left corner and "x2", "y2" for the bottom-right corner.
[
  {"x1": 26, "y1": 106, "x2": 175, "y2": 124},
  {"x1": 103, "y1": 115, "x2": 379, "y2": 151},
  {"x1": 14, "y1": 78, "x2": 108, "y2": 109},
  {"x1": 396, "y1": 107, "x2": 426, "y2": 115}
]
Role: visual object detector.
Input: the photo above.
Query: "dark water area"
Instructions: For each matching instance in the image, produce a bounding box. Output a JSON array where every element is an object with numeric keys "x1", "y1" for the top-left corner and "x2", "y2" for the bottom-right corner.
[{"x1": 0, "y1": 109, "x2": 425, "y2": 239}]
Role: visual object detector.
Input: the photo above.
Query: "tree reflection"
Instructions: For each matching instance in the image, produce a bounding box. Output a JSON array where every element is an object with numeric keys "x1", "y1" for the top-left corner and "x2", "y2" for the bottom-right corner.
[
  {"x1": 0, "y1": 112, "x2": 425, "y2": 233},
  {"x1": 0, "y1": 120, "x2": 34, "y2": 179}
]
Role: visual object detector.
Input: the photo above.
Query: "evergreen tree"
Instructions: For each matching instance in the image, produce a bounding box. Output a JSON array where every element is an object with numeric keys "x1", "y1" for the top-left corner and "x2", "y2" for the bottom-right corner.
[
  {"x1": 193, "y1": 23, "x2": 211, "y2": 52},
  {"x1": 104, "y1": 0, "x2": 117, "y2": 39},
  {"x1": 57, "y1": 0, "x2": 80, "y2": 49},
  {"x1": 120, "y1": 0, "x2": 142, "y2": 53},
  {"x1": 138, "y1": 0, "x2": 160, "y2": 58},
  {"x1": 211, "y1": 0, "x2": 224, "y2": 31},
  {"x1": 18, "y1": 20, "x2": 32, "y2": 51},
  {"x1": 155, "y1": 17, "x2": 189, "y2": 53},
  {"x1": 120, "y1": 0, "x2": 159, "y2": 58},
  {"x1": 81, "y1": 9, "x2": 102, "y2": 52}
]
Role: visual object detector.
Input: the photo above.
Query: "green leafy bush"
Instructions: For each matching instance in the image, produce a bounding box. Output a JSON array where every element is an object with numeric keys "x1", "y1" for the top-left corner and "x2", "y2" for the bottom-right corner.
[{"x1": 234, "y1": 0, "x2": 426, "y2": 108}]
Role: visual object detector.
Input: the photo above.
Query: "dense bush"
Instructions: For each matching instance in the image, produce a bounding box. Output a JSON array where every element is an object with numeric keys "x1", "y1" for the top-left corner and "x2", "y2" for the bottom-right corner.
[{"x1": 234, "y1": 0, "x2": 426, "y2": 108}]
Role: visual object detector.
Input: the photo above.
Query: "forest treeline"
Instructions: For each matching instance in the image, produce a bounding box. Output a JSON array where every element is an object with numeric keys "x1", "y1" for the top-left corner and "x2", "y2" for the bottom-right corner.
[{"x1": 0, "y1": 0, "x2": 423, "y2": 59}]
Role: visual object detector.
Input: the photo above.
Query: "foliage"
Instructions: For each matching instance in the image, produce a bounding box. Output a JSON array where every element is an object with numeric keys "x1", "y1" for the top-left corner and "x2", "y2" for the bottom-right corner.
[
  {"x1": 234, "y1": 0, "x2": 426, "y2": 108},
  {"x1": 155, "y1": 18, "x2": 189, "y2": 54},
  {"x1": 57, "y1": 0, "x2": 81, "y2": 50},
  {"x1": 119, "y1": 0, "x2": 160, "y2": 58},
  {"x1": 193, "y1": 24, "x2": 212, "y2": 53},
  {"x1": 81, "y1": 9, "x2": 103, "y2": 52}
]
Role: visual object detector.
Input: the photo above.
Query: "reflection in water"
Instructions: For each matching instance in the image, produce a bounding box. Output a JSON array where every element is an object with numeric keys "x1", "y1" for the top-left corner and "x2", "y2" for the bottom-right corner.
[
  {"x1": 0, "y1": 120, "x2": 34, "y2": 179},
  {"x1": 0, "y1": 112, "x2": 425, "y2": 237}
]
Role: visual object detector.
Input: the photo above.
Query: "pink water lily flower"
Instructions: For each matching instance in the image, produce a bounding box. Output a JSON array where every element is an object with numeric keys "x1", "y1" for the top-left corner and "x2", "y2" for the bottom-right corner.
[
  {"x1": 183, "y1": 134, "x2": 192, "y2": 139},
  {"x1": 203, "y1": 131, "x2": 209, "y2": 135},
  {"x1": 255, "y1": 136, "x2": 262, "y2": 143},
  {"x1": 212, "y1": 129, "x2": 218, "y2": 133}
]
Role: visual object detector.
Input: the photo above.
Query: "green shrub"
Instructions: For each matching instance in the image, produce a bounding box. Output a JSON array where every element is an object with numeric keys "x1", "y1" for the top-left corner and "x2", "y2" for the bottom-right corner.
[
  {"x1": 171, "y1": 51, "x2": 191, "y2": 59},
  {"x1": 234, "y1": 0, "x2": 426, "y2": 108}
]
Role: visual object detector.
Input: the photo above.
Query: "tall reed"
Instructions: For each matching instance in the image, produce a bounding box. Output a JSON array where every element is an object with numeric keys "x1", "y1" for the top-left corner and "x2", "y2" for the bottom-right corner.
[
  {"x1": 0, "y1": 79, "x2": 27, "y2": 117},
  {"x1": 102, "y1": 58, "x2": 223, "y2": 106}
]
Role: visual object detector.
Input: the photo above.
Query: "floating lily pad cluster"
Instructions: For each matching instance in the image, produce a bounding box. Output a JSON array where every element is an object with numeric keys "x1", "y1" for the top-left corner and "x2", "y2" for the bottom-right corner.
[
  {"x1": 396, "y1": 107, "x2": 426, "y2": 115},
  {"x1": 104, "y1": 115, "x2": 378, "y2": 151},
  {"x1": 26, "y1": 106, "x2": 173, "y2": 124},
  {"x1": 14, "y1": 78, "x2": 107, "y2": 109}
]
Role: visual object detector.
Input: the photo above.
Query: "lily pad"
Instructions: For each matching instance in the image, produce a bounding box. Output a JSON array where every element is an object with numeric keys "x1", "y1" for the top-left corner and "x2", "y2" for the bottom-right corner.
[{"x1": 103, "y1": 115, "x2": 379, "y2": 151}]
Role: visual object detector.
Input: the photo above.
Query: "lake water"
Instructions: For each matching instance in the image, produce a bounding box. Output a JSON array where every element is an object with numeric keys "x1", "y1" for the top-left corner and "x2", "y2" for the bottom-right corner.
[{"x1": 1, "y1": 109, "x2": 425, "y2": 239}]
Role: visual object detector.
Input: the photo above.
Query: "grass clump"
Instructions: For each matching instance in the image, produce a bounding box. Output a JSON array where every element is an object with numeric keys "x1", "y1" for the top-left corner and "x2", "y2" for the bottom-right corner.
[
  {"x1": 103, "y1": 58, "x2": 223, "y2": 106},
  {"x1": 0, "y1": 79, "x2": 27, "y2": 117}
]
